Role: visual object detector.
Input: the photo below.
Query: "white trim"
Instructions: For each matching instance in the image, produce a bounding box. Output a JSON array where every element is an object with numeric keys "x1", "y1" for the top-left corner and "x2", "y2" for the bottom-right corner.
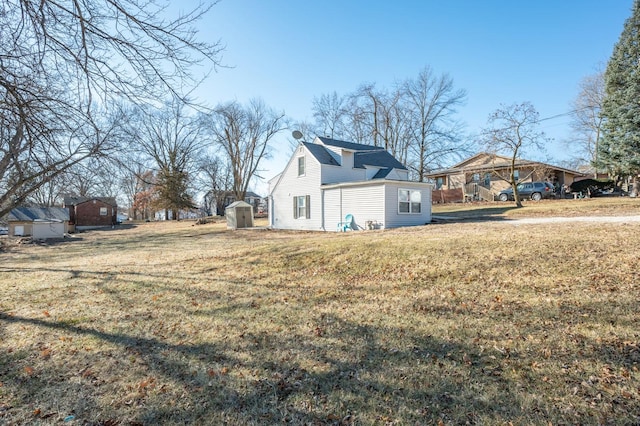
[{"x1": 322, "y1": 179, "x2": 433, "y2": 190}]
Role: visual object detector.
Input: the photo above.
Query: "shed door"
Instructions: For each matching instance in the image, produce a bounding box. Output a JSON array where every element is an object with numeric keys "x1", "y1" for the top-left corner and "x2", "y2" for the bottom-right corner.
[
  {"x1": 14, "y1": 225, "x2": 24, "y2": 236},
  {"x1": 33, "y1": 222, "x2": 64, "y2": 239},
  {"x1": 237, "y1": 207, "x2": 250, "y2": 228}
]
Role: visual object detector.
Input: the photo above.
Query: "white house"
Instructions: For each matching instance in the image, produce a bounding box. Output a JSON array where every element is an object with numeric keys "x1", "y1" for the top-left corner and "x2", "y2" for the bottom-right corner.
[{"x1": 268, "y1": 137, "x2": 432, "y2": 231}]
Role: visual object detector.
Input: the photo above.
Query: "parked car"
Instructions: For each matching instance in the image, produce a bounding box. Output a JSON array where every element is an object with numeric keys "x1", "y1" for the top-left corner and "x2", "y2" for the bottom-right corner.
[{"x1": 498, "y1": 182, "x2": 556, "y2": 201}]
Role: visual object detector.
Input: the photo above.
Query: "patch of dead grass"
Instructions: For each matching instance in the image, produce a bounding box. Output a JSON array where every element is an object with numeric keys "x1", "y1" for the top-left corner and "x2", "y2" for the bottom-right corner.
[
  {"x1": 433, "y1": 197, "x2": 640, "y2": 219},
  {"x1": 1, "y1": 212, "x2": 640, "y2": 424}
]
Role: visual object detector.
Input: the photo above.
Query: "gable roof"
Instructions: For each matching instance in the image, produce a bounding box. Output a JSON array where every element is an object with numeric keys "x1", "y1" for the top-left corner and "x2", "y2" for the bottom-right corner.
[
  {"x1": 244, "y1": 191, "x2": 263, "y2": 199},
  {"x1": 450, "y1": 152, "x2": 512, "y2": 169},
  {"x1": 426, "y1": 152, "x2": 583, "y2": 177},
  {"x1": 63, "y1": 196, "x2": 117, "y2": 207},
  {"x1": 302, "y1": 142, "x2": 340, "y2": 166},
  {"x1": 309, "y1": 137, "x2": 408, "y2": 177},
  {"x1": 8, "y1": 207, "x2": 70, "y2": 222}
]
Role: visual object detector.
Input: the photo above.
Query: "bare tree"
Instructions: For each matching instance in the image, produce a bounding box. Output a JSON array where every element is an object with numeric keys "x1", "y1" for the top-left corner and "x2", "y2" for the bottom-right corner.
[
  {"x1": 345, "y1": 84, "x2": 411, "y2": 161},
  {"x1": 308, "y1": 68, "x2": 468, "y2": 178},
  {"x1": 482, "y1": 102, "x2": 548, "y2": 208},
  {"x1": 27, "y1": 177, "x2": 66, "y2": 207},
  {"x1": 197, "y1": 154, "x2": 232, "y2": 216},
  {"x1": 350, "y1": 84, "x2": 385, "y2": 148},
  {"x1": 0, "y1": 0, "x2": 222, "y2": 218},
  {"x1": 128, "y1": 97, "x2": 206, "y2": 219},
  {"x1": 312, "y1": 92, "x2": 348, "y2": 138},
  {"x1": 569, "y1": 69, "x2": 605, "y2": 176},
  {"x1": 403, "y1": 67, "x2": 468, "y2": 181},
  {"x1": 119, "y1": 159, "x2": 150, "y2": 220},
  {"x1": 207, "y1": 99, "x2": 286, "y2": 201}
]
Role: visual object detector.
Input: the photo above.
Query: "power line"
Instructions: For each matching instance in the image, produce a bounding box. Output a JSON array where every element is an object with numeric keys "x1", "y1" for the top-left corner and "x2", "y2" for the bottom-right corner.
[{"x1": 470, "y1": 105, "x2": 595, "y2": 138}]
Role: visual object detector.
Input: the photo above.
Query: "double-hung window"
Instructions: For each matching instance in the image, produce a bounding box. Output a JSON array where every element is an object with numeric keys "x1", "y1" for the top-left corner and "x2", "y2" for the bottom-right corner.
[
  {"x1": 398, "y1": 189, "x2": 422, "y2": 214},
  {"x1": 293, "y1": 195, "x2": 310, "y2": 219}
]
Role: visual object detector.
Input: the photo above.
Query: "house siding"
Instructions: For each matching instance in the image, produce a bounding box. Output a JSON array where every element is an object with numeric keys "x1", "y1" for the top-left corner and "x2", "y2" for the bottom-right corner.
[
  {"x1": 270, "y1": 146, "x2": 324, "y2": 230},
  {"x1": 321, "y1": 161, "x2": 367, "y2": 184},
  {"x1": 323, "y1": 184, "x2": 385, "y2": 231},
  {"x1": 449, "y1": 174, "x2": 466, "y2": 189},
  {"x1": 322, "y1": 189, "x2": 342, "y2": 231},
  {"x1": 383, "y1": 183, "x2": 432, "y2": 229}
]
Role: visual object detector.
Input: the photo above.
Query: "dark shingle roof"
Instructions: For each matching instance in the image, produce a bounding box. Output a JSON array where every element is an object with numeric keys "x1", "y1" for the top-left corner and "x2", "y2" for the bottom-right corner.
[
  {"x1": 302, "y1": 142, "x2": 340, "y2": 166},
  {"x1": 63, "y1": 196, "x2": 117, "y2": 207},
  {"x1": 354, "y1": 150, "x2": 407, "y2": 171},
  {"x1": 317, "y1": 137, "x2": 383, "y2": 152},
  {"x1": 304, "y1": 138, "x2": 408, "y2": 178},
  {"x1": 8, "y1": 207, "x2": 70, "y2": 222}
]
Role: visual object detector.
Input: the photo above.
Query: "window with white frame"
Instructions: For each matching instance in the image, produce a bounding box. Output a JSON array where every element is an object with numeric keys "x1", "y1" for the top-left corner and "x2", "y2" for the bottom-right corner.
[
  {"x1": 398, "y1": 189, "x2": 421, "y2": 214},
  {"x1": 298, "y1": 156, "x2": 305, "y2": 176},
  {"x1": 514, "y1": 169, "x2": 520, "y2": 181},
  {"x1": 293, "y1": 195, "x2": 310, "y2": 219},
  {"x1": 99, "y1": 207, "x2": 108, "y2": 216}
]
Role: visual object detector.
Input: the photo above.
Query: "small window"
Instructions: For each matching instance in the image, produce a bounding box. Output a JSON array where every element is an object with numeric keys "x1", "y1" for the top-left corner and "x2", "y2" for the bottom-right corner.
[
  {"x1": 472, "y1": 173, "x2": 480, "y2": 182},
  {"x1": 99, "y1": 207, "x2": 107, "y2": 216},
  {"x1": 293, "y1": 195, "x2": 310, "y2": 219},
  {"x1": 514, "y1": 170, "x2": 520, "y2": 181},
  {"x1": 484, "y1": 173, "x2": 491, "y2": 186},
  {"x1": 436, "y1": 177, "x2": 444, "y2": 190},
  {"x1": 298, "y1": 156, "x2": 305, "y2": 176},
  {"x1": 398, "y1": 189, "x2": 422, "y2": 214}
]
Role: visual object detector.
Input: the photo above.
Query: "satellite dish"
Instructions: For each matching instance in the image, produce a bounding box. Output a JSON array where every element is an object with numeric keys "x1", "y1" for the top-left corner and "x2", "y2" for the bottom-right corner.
[{"x1": 292, "y1": 130, "x2": 303, "y2": 140}]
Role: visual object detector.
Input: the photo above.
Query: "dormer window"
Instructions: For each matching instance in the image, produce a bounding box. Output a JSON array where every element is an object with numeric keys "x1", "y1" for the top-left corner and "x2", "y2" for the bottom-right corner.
[{"x1": 298, "y1": 156, "x2": 305, "y2": 176}]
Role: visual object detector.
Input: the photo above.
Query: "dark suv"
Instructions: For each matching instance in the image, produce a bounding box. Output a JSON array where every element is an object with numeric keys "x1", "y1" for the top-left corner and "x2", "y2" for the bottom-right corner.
[{"x1": 498, "y1": 182, "x2": 555, "y2": 201}]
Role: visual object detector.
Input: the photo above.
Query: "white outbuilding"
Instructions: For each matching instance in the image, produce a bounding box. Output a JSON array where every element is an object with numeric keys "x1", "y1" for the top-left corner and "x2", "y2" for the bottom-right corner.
[{"x1": 225, "y1": 200, "x2": 254, "y2": 229}]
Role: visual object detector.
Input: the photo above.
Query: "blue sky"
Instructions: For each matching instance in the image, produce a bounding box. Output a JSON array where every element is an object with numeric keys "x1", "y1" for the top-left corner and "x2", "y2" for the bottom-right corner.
[{"x1": 185, "y1": 1, "x2": 632, "y2": 194}]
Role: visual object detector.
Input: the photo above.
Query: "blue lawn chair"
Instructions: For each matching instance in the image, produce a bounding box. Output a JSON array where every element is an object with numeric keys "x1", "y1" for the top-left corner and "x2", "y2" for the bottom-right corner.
[{"x1": 337, "y1": 214, "x2": 355, "y2": 232}]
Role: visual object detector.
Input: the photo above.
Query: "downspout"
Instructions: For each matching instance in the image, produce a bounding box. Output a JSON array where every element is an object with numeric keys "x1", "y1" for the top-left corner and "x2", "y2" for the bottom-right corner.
[
  {"x1": 340, "y1": 186, "x2": 343, "y2": 224},
  {"x1": 321, "y1": 188, "x2": 325, "y2": 231}
]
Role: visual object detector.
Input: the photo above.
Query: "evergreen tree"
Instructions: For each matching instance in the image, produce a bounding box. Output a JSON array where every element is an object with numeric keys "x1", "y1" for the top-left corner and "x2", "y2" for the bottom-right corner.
[{"x1": 599, "y1": 1, "x2": 640, "y2": 191}]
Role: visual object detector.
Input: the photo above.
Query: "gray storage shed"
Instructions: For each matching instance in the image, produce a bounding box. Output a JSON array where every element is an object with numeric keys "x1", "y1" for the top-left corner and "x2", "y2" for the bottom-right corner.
[{"x1": 225, "y1": 200, "x2": 254, "y2": 229}]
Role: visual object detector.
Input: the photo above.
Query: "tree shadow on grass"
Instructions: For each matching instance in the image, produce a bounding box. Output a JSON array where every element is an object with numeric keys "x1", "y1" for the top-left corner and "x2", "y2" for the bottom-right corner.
[
  {"x1": 432, "y1": 205, "x2": 521, "y2": 222},
  {"x1": 0, "y1": 310, "x2": 549, "y2": 424},
  {"x1": 2, "y1": 297, "x2": 639, "y2": 424}
]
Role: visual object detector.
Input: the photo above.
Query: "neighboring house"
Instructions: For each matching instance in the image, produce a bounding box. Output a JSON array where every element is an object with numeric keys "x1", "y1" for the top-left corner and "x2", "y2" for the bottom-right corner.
[
  {"x1": 7, "y1": 207, "x2": 70, "y2": 239},
  {"x1": 268, "y1": 136, "x2": 432, "y2": 231},
  {"x1": 426, "y1": 153, "x2": 584, "y2": 202},
  {"x1": 207, "y1": 191, "x2": 264, "y2": 216},
  {"x1": 63, "y1": 196, "x2": 117, "y2": 231}
]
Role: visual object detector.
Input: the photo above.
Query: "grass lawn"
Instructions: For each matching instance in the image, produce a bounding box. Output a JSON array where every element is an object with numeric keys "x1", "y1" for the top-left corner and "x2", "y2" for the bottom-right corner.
[{"x1": 1, "y1": 199, "x2": 640, "y2": 425}]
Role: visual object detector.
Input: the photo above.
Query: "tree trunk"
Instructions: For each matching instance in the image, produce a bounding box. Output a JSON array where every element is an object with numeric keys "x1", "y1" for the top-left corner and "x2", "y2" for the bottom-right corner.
[{"x1": 514, "y1": 188, "x2": 523, "y2": 208}]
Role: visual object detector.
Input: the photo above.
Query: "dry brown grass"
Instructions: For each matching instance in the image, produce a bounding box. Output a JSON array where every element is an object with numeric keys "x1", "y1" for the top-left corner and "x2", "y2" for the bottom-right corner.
[
  {"x1": 433, "y1": 197, "x2": 640, "y2": 219},
  {"x1": 1, "y1": 202, "x2": 640, "y2": 425}
]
